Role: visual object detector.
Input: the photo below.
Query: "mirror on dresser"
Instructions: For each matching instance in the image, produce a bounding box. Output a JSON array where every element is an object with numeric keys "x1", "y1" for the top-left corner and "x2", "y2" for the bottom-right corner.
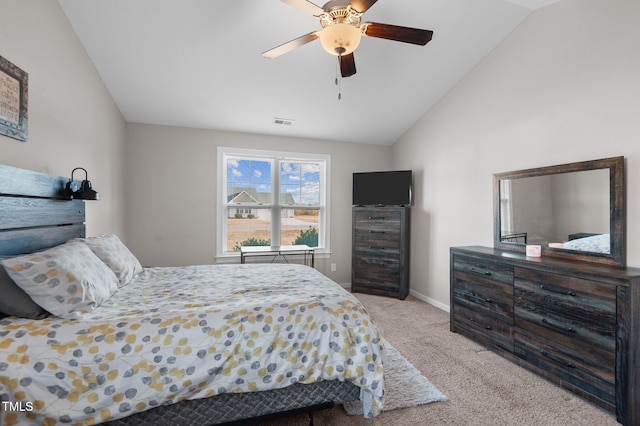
[{"x1": 493, "y1": 156, "x2": 625, "y2": 267}]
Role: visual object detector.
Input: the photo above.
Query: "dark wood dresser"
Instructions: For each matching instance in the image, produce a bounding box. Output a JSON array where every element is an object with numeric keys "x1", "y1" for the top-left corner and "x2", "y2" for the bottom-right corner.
[
  {"x1": 450, "y1": 246, "x2": 640, "y2": 425},
  {"x1": 352, "y1": 206, "x2": 410, "y2": 299}
]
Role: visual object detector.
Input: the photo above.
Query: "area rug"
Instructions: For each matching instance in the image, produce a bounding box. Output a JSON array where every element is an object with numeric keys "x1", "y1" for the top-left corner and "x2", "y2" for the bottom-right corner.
[{"x1": 343, "y1": 341, "x2": 447, "y2": 414}]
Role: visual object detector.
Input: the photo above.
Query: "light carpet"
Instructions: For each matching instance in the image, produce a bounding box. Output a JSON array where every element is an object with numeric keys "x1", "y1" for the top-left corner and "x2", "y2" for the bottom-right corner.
[{"x1": 343, "y1": 340, "x2": 447, "y2": 415}]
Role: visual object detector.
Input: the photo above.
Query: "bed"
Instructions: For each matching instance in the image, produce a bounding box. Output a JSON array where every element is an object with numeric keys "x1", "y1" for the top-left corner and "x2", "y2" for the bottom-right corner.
[{"x1": 0, "y1": 165, "x2": 384, "y2": 425}]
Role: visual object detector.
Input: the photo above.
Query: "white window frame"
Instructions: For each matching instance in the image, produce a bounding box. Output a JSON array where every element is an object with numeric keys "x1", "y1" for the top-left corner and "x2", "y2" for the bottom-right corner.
[{"x1": 216, "y1": 146, "x2": 331, "y2": 259}]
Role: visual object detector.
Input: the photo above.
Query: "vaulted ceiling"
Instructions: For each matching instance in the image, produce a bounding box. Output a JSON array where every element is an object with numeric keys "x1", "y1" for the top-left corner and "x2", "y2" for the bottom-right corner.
[{"x1": 58, "y1": 0, "x2": 560, "y2": 145}]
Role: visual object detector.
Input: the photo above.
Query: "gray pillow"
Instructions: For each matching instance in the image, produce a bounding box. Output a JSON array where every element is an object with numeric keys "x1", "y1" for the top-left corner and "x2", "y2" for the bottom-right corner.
[{"x1": 0, "y1": 263, "x2": 49, "y2": 319}]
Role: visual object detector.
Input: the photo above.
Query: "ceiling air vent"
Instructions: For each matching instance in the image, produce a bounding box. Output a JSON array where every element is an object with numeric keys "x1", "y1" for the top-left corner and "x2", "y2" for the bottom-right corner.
[{"x1": 274, "y1": 118, "x2": 294, "y2": 126}]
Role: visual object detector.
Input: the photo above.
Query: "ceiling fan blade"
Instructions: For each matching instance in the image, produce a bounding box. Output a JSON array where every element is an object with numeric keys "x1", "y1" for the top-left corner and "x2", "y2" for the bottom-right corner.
[
  {"x1": 339, "y1": 53, "x2": 356, "y2": 78},
  {"x1": 280, "y1": 0, "x2": 325, "y2": 16},
  {"x1": 362, "y1": 22, "x2": 433, "y2": 46},
  {"x1": 349, "y1": 0, "x2": 378, "y2": 13},
  {"x1": 262, "y1": 32, "x2": 320, "y2": 59}
]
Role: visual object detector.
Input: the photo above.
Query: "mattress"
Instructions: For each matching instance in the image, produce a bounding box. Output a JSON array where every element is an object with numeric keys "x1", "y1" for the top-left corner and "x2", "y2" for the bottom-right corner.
[{"x1": 0, "y1": 263, "x2": 384, "y2": 425}]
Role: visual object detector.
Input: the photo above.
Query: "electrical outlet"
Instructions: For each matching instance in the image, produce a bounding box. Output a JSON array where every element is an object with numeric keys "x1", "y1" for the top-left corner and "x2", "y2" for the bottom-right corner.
[{"x1": 331, "y1": 263, "x2": 337, "y2": 272}]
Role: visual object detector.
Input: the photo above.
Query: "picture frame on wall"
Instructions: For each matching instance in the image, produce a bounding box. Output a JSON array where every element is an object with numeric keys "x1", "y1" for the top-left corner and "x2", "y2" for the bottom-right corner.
[{"x1": 0, "y1": 55, "x2": 28, "y2": 142}]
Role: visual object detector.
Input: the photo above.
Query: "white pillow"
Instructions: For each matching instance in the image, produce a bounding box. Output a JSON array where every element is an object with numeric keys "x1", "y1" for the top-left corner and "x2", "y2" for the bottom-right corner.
[
  {"x1": 72, "y1": 234, "x2": 143, "y2": 287},
  {"x1": 1, "y1": 242, "x2": 119, "y2": 319}
]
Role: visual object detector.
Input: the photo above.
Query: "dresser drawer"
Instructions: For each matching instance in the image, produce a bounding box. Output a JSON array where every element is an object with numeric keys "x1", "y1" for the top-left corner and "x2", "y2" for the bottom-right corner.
[
  {"x1": 514, "y1": 267, "x2": 616, "y2": 405},
  {"x1": 514, "y1": 267, "x2": 616, "y2": 353},
  {"x1": 452, "y1": 277, "x2": 513, "y2": 324},
  {"x1": 515, "y1": 330, "x2": 615, "y2": 408},
  {"x1": 450, "y1": 246, "x2": 640, "y2": 425},
  {"x1": 453, "y1": 255, "x2": 513, "y2": 287},
  {"x1": 453, "y1": 304, "x2": 513, "y2": 353}
]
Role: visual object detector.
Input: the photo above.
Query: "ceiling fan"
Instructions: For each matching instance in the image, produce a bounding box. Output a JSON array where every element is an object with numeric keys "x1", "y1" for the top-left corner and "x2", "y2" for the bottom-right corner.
[{"x1": 262, "y1": 0, "x2": 433, "y2": 78}]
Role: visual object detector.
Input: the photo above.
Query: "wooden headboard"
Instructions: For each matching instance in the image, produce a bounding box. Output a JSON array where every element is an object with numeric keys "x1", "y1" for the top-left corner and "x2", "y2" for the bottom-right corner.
[{"x1": 0, "y1": 165, "x2": 86, "y2": 256}]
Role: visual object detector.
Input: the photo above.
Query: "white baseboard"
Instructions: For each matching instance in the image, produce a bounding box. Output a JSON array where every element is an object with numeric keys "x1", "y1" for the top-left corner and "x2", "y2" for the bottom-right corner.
[
  {"x1": 344, "y1": 283, "x2": 450, "y2": 313},
  {"x1": 409, "y1": 289, "x2": 450, "y2": 313}
]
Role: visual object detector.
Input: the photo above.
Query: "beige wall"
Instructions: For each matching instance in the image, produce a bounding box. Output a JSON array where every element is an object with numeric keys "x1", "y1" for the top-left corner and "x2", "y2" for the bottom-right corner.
[
  {"x1": 124, "y1": 123, "x2": 392, "y2": 283},
  {"x1": 6, "y1": 0, "x2": 638, "y2": 311},
  {"x1": 392, "y1": 0, "x2": 640, "y2": 309},
  {"x1": 0, "y1": 0, "x2": 126, "y2": 237}
]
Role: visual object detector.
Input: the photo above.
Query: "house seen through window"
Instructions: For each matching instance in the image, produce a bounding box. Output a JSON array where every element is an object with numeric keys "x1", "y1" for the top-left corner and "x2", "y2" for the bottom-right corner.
[{"x1": 218, "y1": 147, "x2": 330, "y2": 256}]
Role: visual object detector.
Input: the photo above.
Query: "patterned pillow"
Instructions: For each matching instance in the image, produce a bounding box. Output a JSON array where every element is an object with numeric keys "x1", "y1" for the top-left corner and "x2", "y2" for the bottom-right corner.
[
  {"x1": 1, "y1": 242, "x2": 119, "y2": 319},
  {"x1": 72, "y1": 234, "x2": 143, "y2": 287}
]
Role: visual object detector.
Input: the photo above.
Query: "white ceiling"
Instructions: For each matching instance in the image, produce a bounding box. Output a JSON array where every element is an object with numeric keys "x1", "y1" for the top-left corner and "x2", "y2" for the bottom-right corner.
[{"x1": 57, "y1": 0, "x2": 559, "y2": 146}]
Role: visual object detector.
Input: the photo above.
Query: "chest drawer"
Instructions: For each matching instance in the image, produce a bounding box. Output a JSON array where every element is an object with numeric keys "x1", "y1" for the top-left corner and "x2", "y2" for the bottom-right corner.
[
  {"x1": 353, "y1": 240, "x2": 401, "y2": 258},
  {"x1": 352, "y1": 270, "x2": 401, "y2": 292},
  {"x1": 354, "y1": 209, "x2": 401, "y2": 228},
  {"x1": 354, "y1": 209, "x2": 402, "y2": 257},
  {"x1": 354, "y1": 227, "x2": 401, "y2": 246},
  {"x1": 353, "y1": 254, "x2": 399, "y2": 271}
]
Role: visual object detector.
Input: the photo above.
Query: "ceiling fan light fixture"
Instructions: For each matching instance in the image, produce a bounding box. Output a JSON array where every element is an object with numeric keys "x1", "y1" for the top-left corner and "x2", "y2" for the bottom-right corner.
[
  {"x1": 262, "y1": 1, "x2": 433, "y2": 78},
  {"x1": 319, "y1": 23, "x2": 361, "y2": 56}
]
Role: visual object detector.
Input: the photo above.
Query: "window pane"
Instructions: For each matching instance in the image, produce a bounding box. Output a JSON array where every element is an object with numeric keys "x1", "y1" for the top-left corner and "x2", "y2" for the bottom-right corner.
[
  {"x1": 227, "y1": 207, "x2": 271, "y2": 251},
  {"x1": 281, "y1": 209, "x2": 319, "y2": 247},
  {"x1": 280, "y1": 162, "x2": 320, "y2": 206},
  {"x1": 227, "y1": 157, "x2": 272, "y2": 204}
]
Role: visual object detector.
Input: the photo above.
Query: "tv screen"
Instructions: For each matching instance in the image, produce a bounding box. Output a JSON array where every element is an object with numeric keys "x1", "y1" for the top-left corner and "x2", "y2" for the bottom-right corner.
[{"x1": 352, "y1": 170, "x2": 413, "y2": 206}]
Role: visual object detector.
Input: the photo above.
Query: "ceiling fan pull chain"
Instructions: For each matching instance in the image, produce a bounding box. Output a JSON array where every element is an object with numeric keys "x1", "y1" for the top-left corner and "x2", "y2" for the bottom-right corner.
[{"x1": 336, "y1": 57, "x2": 342, "y2": 101}]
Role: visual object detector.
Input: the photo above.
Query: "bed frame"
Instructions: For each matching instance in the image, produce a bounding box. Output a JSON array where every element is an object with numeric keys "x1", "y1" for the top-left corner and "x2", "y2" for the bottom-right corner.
[{"x1": 0, "y1": 164, "x2": 359, "y2": 425}]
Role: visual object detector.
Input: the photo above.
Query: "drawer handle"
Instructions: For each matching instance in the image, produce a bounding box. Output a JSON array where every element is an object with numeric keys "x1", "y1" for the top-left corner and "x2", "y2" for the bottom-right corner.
[
  {"x1": 541, "y1": 318, "x2": 576, "y2": 334},
  {"x1": 469, "y1": 291, "x2": 493, "y2": 304},
  {"x1": 540, "y1": 350, "x2": 576, "y2": 369},
  {"x1": 468, "y1": 267, "x2": 492, "y2": 276},
  {"x1": 540, "y1": 285, "x2": 576, "y2": 297},
  {"x1": 368, "y1": 246, "x2": 386, "y2": 250},
  {"x1": 469, "y1": 317, "x2": 492, "y2": 330},
  {"x1": 367, "y1": 216, "x2": 386, "y2": 220},
  {"x1": 368, "y1": 230, "x2": 386, "y2": 234}
]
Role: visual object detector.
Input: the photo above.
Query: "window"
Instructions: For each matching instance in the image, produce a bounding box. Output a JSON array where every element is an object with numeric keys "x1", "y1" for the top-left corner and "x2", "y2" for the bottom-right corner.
[
  {"x1": 499, "y1": 179, "x2": 513, "y2": 234},
  {"x1": 217, "y1": 147, "x2": 330, "y2": 257}
]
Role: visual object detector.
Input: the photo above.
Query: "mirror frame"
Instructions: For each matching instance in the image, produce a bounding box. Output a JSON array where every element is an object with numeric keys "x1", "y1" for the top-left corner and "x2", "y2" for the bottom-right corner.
[{"x1": 493, "y1": 156, "x2": 625, "y2": 267}]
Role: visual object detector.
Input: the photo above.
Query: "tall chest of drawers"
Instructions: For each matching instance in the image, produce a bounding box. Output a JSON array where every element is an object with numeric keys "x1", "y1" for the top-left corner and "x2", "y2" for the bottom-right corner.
[
  {"x1": 450, "y1": 246, "x2": 640, "y2": 425},
  {"x1": 352, "y1": 207, "x2": 410, "y2": 299}
]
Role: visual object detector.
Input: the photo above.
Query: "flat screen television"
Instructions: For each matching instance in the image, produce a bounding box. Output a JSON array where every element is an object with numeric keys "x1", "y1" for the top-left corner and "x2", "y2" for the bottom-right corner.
[{"x1": 352, "y1": 170, "x2": 413, "y2": 206}]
